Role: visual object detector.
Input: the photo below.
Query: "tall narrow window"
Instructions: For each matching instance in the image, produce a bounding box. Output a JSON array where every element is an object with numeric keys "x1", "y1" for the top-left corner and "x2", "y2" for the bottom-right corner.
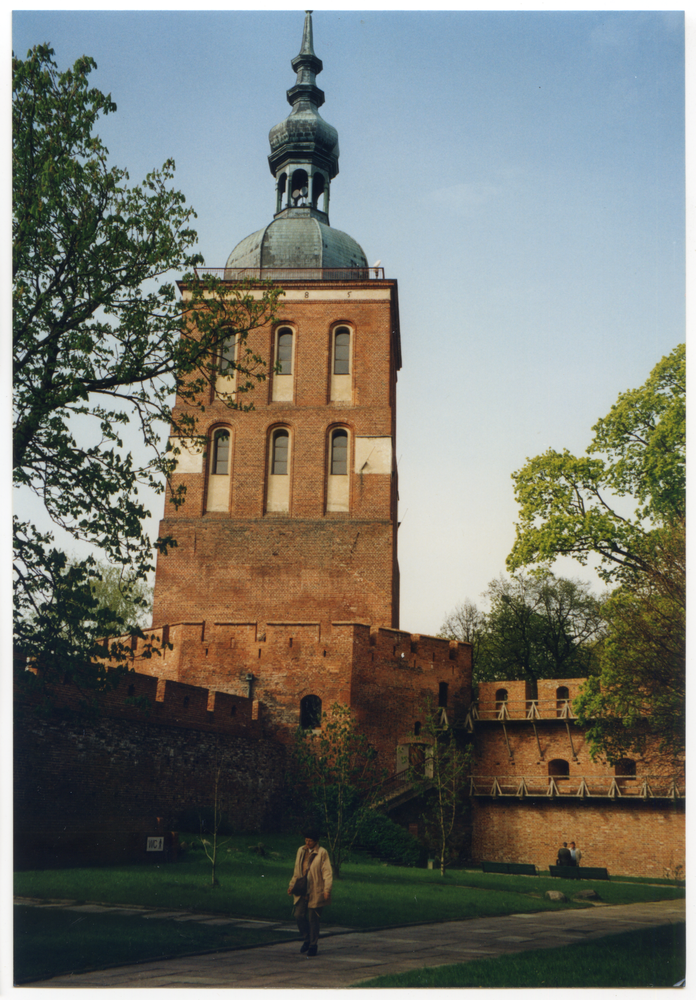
[
  {"x1": 272, "y1": 328, "x2": 294, "y2": 401},
  {"x1": 277, "y1": 329, "x2": 293, "y2": 374},
  {"x1": 206, "y1": 429, "x2": 231, "y2": 512},
  {"x1": 334, "y1": 328, "x2": 350, "y2": 374},
  {"x1": 330, "y1": 326, "x2": 352, "y2": 401},
  {"x1": 300, "y1": 695, "x2": 322, "y2": 729},
  {"x1": 216, "y1": 334, "x2": 237, "y2": 397},
  {"x1": 327, "y1": 428, "x2": 349, "y2": 512},
  {"x1": 331, "y1": 429, "x2": 348, "y2": 475},
  {"x1": 220, "y1": 335, "x2": 236, "y2": 374},
  {"x1": 213, "y1": 431, "x2": 230, "y2": 475},
  {"x1": 267, "y1": 428, "x2": 290, "y2": 512},
  {"x1": 272, "y1": 430, "x2": 289, "y2": 474}
]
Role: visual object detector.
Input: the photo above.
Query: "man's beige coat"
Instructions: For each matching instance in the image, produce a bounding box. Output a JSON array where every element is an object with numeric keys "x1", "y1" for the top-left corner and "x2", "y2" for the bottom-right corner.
[{"x1": 288, "y1": 845, "x2": 333, "y2": 908}]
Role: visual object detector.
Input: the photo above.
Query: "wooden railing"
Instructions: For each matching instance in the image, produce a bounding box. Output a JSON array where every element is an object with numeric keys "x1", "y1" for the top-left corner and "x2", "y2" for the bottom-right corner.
[
  {"x1": 469, "y1": 774, "x2": 684, "y2": 800},
  {"x1": 465, "y1": 699, "x2": 576, "y2": 727}
]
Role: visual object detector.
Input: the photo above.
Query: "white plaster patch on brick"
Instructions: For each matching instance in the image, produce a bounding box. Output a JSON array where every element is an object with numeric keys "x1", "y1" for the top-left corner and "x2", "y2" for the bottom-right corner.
[
  {"x1": 170, "y1": 438, "x2": 204, "y2": 474},
  {"x1": 355, "y1": 436, "x2": 392, "y2": 474}
]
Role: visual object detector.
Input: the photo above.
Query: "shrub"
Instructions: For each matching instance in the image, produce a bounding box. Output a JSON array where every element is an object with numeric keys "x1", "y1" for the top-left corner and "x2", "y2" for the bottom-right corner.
[{"x1": 357, "y1": 813, "x2": 423, "y2": 867}]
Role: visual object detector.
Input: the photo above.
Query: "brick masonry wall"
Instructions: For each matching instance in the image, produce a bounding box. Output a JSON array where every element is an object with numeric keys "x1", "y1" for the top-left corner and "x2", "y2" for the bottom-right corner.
[
  {"x1": 119, "y1": 621, "x2": 472, "y2": 758},
  {"x1": 15, "y1": 678, "x2": 286, "y2": 869},
  {"x1": 469, "y1": 678, "x2": 685, "y2": 877},
  {"x1": 470, "y1": 799, "x2": 685, "y2": 879},
  {"x1": 152, "y1": 282, "x2": 400, "y2": 631},
  {"x1": 350, "y1": 628, "x2": 473, "y2": 764}
]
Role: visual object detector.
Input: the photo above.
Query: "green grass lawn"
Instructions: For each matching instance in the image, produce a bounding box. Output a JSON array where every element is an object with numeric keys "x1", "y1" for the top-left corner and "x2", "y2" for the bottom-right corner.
[
  {"x1": 14, "y1": 833, "x2": 685, "y2": 982},
  {"x1": 15, "y1": 833, "x2": 684, "y2": 929},
  {"x1": 353, "y1": 922, "x2": 687, "y2": 988},
  {"x1": 14, "y1": 905, "x2": 293, "y2": 984}
]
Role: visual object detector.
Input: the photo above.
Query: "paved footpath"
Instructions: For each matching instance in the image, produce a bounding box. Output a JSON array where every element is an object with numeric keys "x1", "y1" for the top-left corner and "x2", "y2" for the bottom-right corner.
[{"x1": 21, "y1": 897, "x2": 685, "y2": 988}]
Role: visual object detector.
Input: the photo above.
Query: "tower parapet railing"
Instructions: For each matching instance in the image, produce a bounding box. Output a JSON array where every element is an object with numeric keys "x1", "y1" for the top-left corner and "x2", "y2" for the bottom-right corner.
[{"x1": 192, "y1": 266, "x2": 386, "y2": 282}]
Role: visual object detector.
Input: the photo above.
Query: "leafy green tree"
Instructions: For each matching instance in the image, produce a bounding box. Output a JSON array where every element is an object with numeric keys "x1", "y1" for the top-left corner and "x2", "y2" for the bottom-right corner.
[
  {"x1": 440, "y1": 573, "x2": 605, "y2": 690},
  {"x1": 478, "y1": 572, "x2": 605, "y2": 691},
  {"x1": 408, "y1": 696, "x2": 472, "y2": 877},
  {"x1": 574, "y1": 519, "x2": 685, "y2": 760},
  {"x1": 13, "y1": 45, "x2": 281, "y2": 700},
  {"x1": 507, "y1": 345, "x2": 685, "y2": 583},
  {"x1": 506, "y1": 346, "x2": 685, "y2": 759},
  {"x1": 290, "y1": 703, "x2": 386, "y2": 878},
  {"x1": 75, "y1": 558, "x2": 153, "y2": 633}
]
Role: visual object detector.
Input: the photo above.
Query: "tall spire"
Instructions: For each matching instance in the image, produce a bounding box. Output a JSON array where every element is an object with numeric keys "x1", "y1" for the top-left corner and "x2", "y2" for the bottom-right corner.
[
  {"x1": 287, "y1": 10, "x2": 324, "y2": 109},
  {"x1": 268, "y1": 11, "x2": 339, "y2": 218}
]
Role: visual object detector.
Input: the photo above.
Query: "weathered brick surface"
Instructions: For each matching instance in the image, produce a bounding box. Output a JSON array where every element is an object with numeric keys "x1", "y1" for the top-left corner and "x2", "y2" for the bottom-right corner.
[
  {"x1": 119, "y1": 621, "x2": 473, "y2": 764},
  {"x1": 152, "y1": 281, "x2": 400, "y2": 630},
  {"x1": 470, "y1": 799, "x2": 685, "y2": 879},
  {"x1": 14, "y1": 676, "x2": 286, "y2": 869},
  {"x1": 469, "y1": 679, "x2": 685, "y2": 877}
]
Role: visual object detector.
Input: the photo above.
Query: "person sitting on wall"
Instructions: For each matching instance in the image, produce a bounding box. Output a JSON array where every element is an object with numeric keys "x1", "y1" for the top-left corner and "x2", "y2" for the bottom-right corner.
[
  {"x1": 569, "y1": 841, "x2": 581, "y2": 866},
  {"x1": 287, "y1": 826, "x2": 333, "y2": 958},
  {"x1": 556, "y1": 841, "x2": 572, "y2": 866}
]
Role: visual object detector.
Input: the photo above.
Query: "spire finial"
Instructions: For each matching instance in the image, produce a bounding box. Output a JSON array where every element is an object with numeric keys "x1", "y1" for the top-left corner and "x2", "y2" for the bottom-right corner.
[
  {"x1": 300, "y1": 11, "x2": 315, "y2": 56},
  {"x1": 289, "y1": 10, "x2": 324, "y2": 108}
]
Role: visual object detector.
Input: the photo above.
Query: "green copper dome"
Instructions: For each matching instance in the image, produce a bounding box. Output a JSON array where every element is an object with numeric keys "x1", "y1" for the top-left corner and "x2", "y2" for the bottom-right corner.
[
  {"x1": 226, "y1": 12, "x2": 367, "y2": 272},
  {"x1": 226, "y1": 210, "x2": 367, "y2": 270}
]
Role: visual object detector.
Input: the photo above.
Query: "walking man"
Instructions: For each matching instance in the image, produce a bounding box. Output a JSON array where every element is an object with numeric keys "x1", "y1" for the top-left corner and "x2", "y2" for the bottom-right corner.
[{"x1": 287, "y1": 827, "x2": 333, "y2": 957}]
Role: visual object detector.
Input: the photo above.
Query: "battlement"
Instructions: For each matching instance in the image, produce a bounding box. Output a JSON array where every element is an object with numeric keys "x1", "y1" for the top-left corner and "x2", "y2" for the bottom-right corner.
[
  {"x1": 110, "y1": 620, "x2": 470, "y2": 676},
  {"x1": 101, "y1": 619, "x2": 472, "y2": 750},
  {"x1": 23, "y1": 667, "x2": 258, "y2": 736}
]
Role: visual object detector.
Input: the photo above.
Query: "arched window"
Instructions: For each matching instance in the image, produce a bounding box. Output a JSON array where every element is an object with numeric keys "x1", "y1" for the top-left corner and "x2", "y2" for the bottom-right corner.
[
  {"x1": 414, "y1": 721, "x2": 421, "y2": 736},
  {"x1": 327, "y1": 428, "x2": 350, "y2": 512},
  {"x1": 212, "y1": 430, "x2": 230, "y2": 475},
  {"x1": 277, "y1": 329, "x2": 293, "y2": 375},
  {"x1": 556, "y1": 686, "x2": 570, "y2": 717},
  {"x1": 267, "y1": 428, "x2": 291, "y2": 512},
  {"x1": 615, "y1": 759, "x2": 636, "y2": 778},
  {"x1": 277, "y1": 172, "x2": 287, "y2": 212},
  {"x1": 206, "y1": 428, "x2": 232, "y2": 511},
  {"x1": 215, "y1": 333, "x2": 237, "y2": 397},
  {"x1": 272, "y1": 328, "x2": 294, "y2": 401},
  {"x1": 291, "y1": 169, "x2": 309, "y2": 206},
  {"x1": 331, "y1": 326, "x2": 352, "y2": 401},
  {"x1": 220, "y1": 335, "x2": 236, "y2": 374},
  {"x1": 331, "y1": 429, "x2": 348, "y2": 475},
  {"x1": 312, "y1": 172, "x2": 325, "y2": 210},
  {"x1": 548, "y1": 759, "x2": 570, "y2": 780},
  {"x1": 334, "y1": 328, "x2": 350, "y2": 375},
  {"x1": 438, "y1": 682, "x2": 449, "y2": 708},
  {"x1": 272, "y1": 430, "x2": 289, "y2": 475},
  {"x1": 300, "y1": 694, "x2": 322, "y2": 729}
]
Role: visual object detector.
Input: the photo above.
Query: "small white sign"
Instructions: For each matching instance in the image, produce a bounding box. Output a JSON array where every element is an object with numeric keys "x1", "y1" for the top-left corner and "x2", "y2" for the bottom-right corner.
[{"x1": 146, "y1": 837, "x2": 164, "y2": 852}]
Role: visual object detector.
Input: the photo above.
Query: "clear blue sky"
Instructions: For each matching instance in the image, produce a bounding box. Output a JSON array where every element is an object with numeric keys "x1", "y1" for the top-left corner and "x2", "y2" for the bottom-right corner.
[{"x1": 12, "y1": 9, "x2": 685, "y2": 635}]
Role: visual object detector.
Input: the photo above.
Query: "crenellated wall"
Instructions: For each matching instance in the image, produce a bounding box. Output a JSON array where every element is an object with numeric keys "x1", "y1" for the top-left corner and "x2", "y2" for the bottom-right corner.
[
  {"x1": 14, "y1": 673, "x2": 285, "y2": 869},
  {"x1": 107, "y1": 620, "x2": 473, "y2": 765}
]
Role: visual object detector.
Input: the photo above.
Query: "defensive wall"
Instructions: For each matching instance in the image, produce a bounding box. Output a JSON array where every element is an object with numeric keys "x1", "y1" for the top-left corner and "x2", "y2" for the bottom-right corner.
[
  {"x1": 114, "y1": 620, "x2": 473, "y2": 765},
  {"x1": 14, "y1": 672, "x2": 286, "y2": 870},
  {"x1": 467, "y1": 680, "x2": 685, "y2": 878}
]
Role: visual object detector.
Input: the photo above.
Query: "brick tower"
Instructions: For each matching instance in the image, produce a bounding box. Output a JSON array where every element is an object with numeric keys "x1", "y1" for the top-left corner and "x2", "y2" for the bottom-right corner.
[{"x1": 152, "y1": 13, "x2": 401, "y2": 633}]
